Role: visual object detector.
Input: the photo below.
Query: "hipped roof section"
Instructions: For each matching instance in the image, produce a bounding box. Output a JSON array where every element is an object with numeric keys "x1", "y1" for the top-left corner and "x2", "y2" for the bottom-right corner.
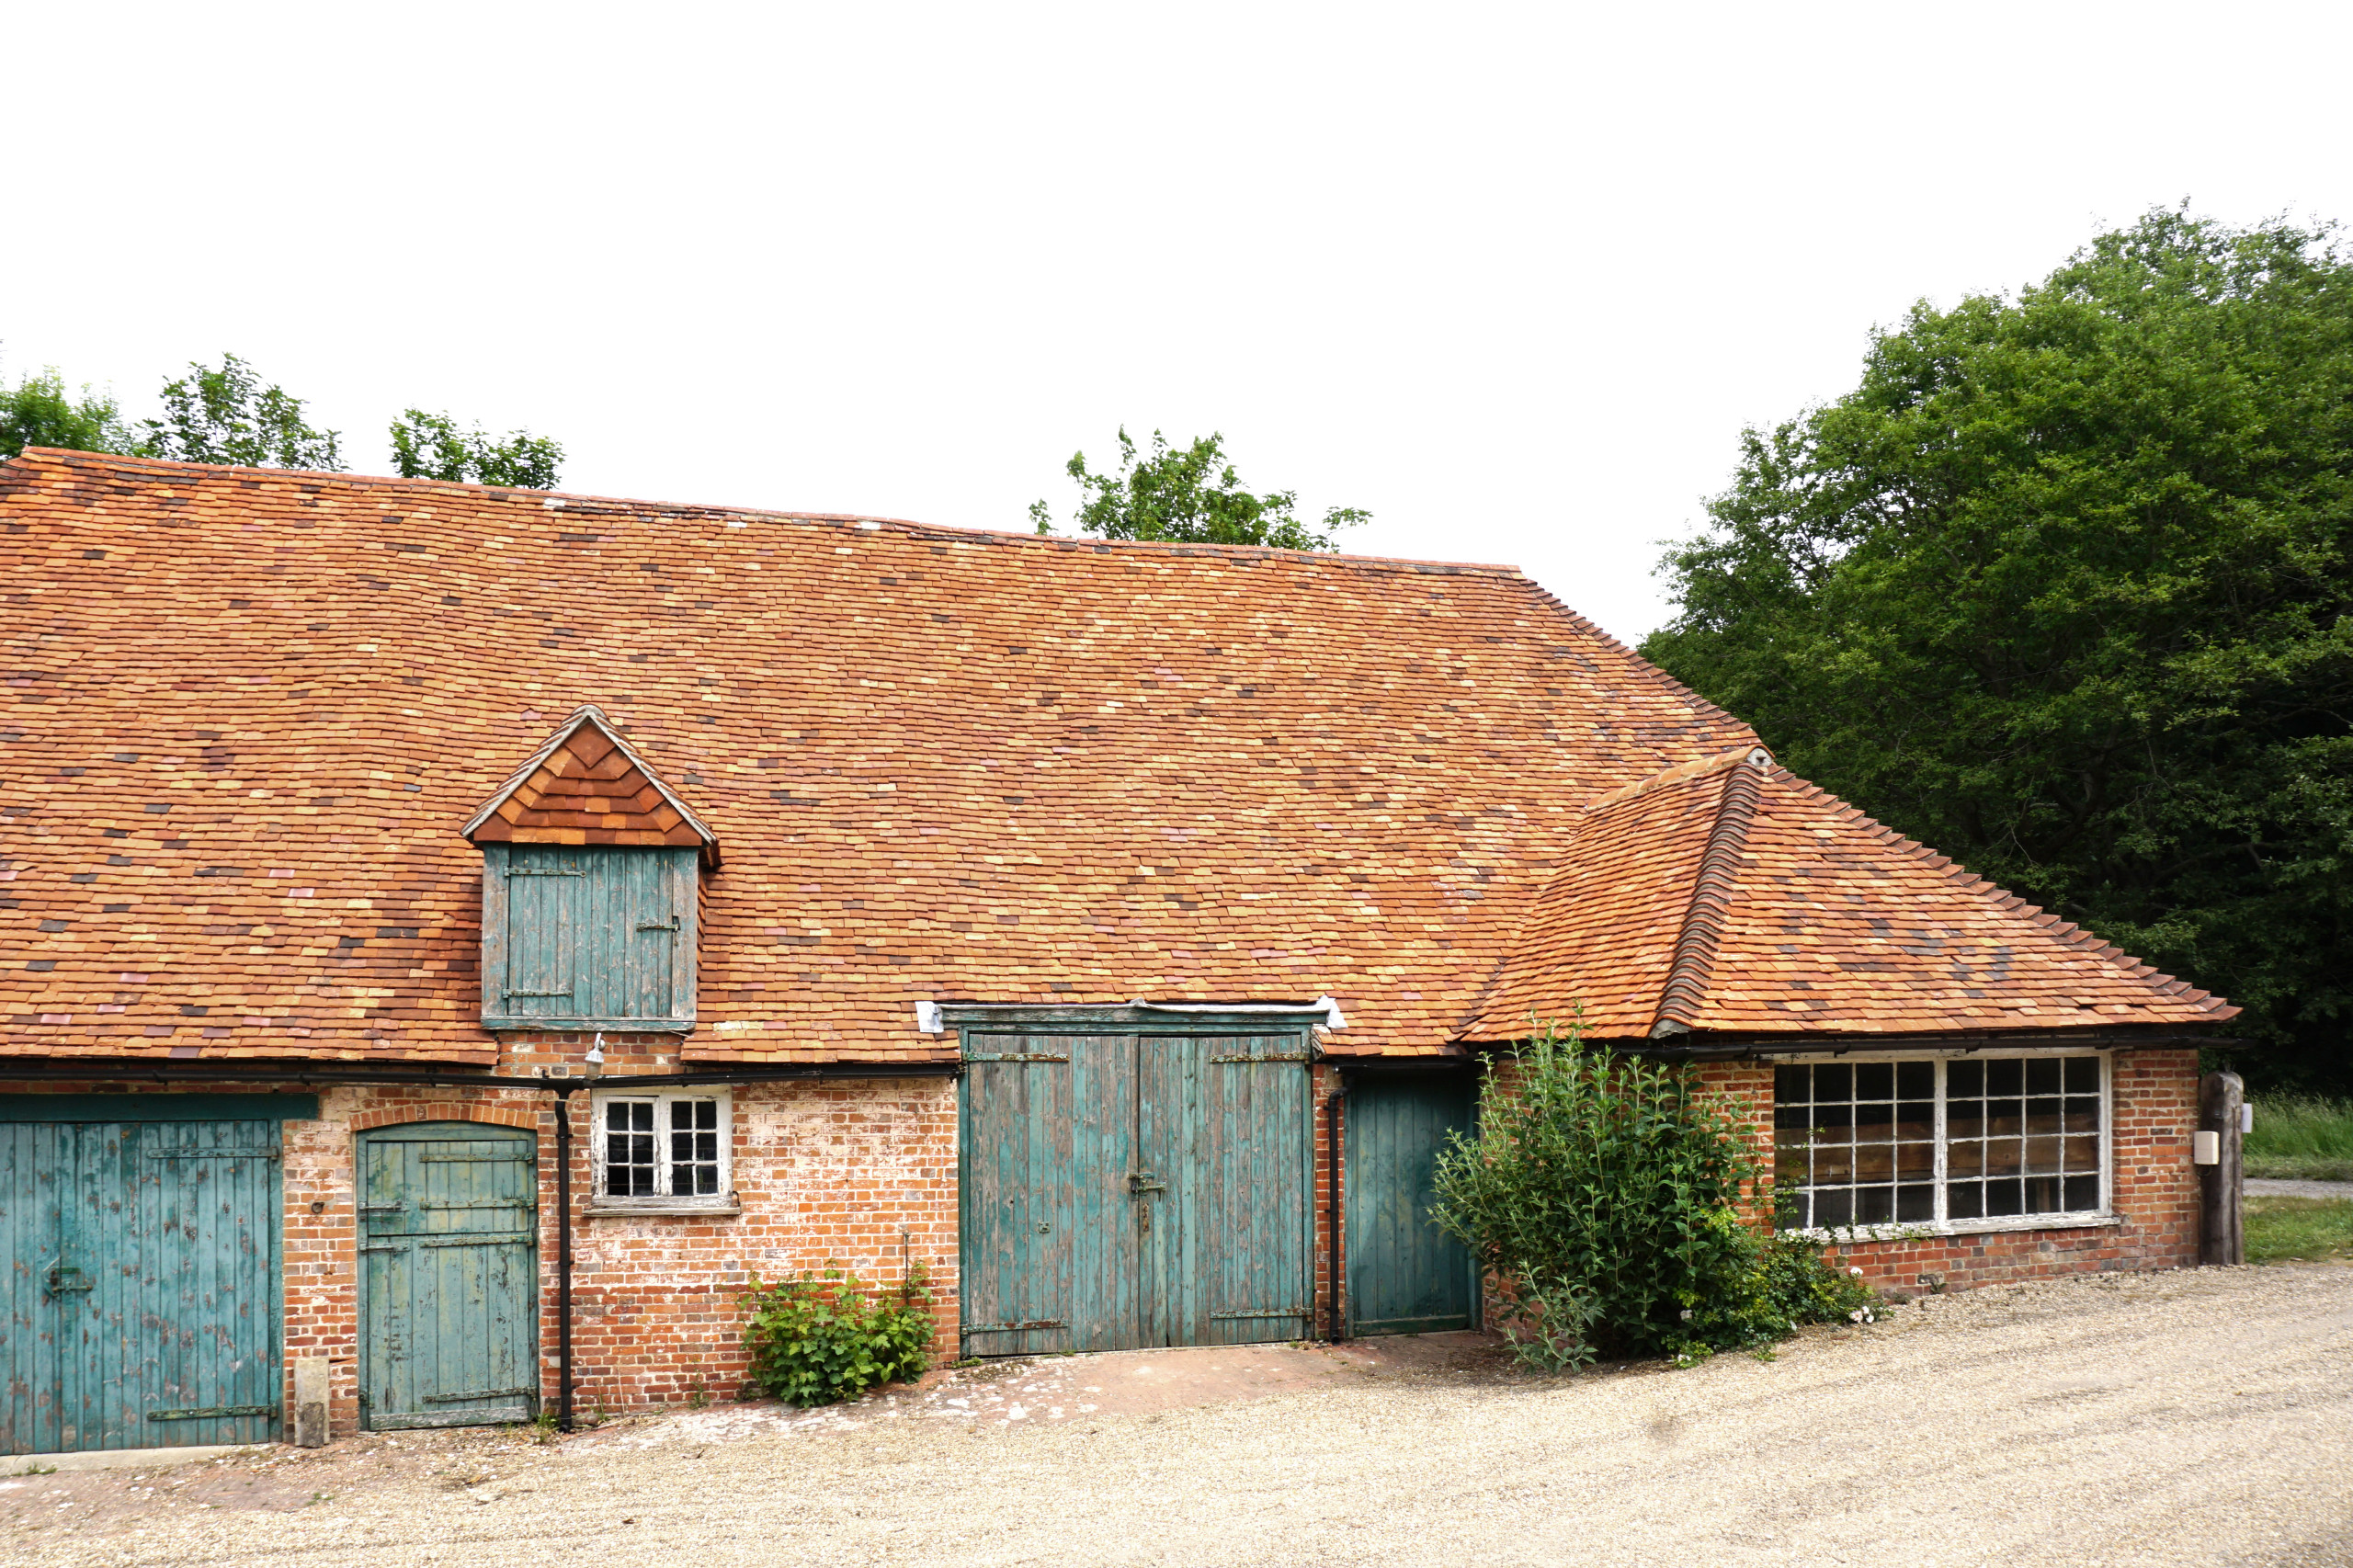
[
  {"x1": 1464, "y1": 750, "x2": 2238, "y2": 1042},
  {"x1": 463, "y1": 705, "x2": 718, "y2": 868}
]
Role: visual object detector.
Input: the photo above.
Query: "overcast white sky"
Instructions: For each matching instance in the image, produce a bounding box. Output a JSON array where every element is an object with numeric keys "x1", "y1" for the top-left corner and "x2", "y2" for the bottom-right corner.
[{"x1": 6, "y1": 2, "x2": 2349, "y2": 644}]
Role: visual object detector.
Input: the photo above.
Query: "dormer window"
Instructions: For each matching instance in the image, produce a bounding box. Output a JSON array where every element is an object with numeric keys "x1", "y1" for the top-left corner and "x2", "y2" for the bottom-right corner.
[{"x1": 463, "y1": 707, "x2": 718, "y2": 1033}]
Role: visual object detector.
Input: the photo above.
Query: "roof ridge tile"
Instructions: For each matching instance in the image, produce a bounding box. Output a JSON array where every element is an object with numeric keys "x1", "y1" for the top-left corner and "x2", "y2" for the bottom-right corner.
[{"x1": 1648, "y1": 751, "x2": 1770, "y2": 1038}]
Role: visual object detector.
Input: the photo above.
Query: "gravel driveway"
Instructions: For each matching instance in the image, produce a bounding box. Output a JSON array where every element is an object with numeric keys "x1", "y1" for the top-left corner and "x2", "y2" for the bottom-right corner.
[{"x1": 8, "y1": 1262, "x2": 2349, "y2": 1567}]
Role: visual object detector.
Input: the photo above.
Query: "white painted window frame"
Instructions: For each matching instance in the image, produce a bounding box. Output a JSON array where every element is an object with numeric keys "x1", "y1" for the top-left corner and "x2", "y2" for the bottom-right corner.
[
  {"x1": 586, "y1": 1087, "x2": 738, "y2": 1215},
  {"x1": 1774, "y1": 1047, "x2": 2115, "y2": 1244}
]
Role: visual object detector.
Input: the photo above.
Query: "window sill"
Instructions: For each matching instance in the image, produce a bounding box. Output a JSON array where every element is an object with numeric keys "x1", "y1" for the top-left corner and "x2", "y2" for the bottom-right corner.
[
  {"x1": 1788, "y1": 1211, "x2": 2122, "y2": 1244},
  {"x1": 585, "y1": 1198, "x2": 741, "y2": 1219}
]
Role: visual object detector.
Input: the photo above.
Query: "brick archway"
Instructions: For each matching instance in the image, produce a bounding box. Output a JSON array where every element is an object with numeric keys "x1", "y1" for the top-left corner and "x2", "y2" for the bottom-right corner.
[{"x1": 349, "y1": 1103, "x2": 544, "y2": 1135}]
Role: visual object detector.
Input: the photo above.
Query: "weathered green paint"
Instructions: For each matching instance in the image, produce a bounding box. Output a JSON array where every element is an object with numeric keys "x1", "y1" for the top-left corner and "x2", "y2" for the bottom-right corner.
[
  {"x1": 1346, "y1": 1074, "x2": 1479, "y2": 1335},
  {"x1": 0, "y1": 1094, "x2": 318, "y2": 1123},
  {"x1": 960, "y1": 1032, "x2": 1313, "y2": 1356},
  {"x1": 478, "y1": 844, "x2": 698, "y2": 1031},
  {"x1": 2, "y1": 1117, "x2": 282, "y2": 1454},
  {"x1": 357, "y1": 1123, "x2": 540, "y2": 1430}
]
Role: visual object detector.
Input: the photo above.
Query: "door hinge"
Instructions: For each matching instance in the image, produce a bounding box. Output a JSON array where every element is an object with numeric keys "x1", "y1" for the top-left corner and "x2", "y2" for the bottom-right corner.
[{"x1": 149, "y1": 1404, "x2": 278, "y2": 1422}]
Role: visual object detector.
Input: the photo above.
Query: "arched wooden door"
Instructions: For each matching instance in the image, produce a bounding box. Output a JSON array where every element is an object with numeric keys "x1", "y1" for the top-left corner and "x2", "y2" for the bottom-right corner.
[{"x1": 356, "y1": 1122, "x2": 540, "y2": 1429}]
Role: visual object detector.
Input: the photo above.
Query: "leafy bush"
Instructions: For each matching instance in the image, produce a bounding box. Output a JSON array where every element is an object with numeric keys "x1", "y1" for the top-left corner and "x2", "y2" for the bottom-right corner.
[
  {"x1": 1430, "y1": 1024, "x2": 1877, "y2": 1368},
  {"x1": 740, "y1": 1265, "x2": 935, "y2": 1406}
]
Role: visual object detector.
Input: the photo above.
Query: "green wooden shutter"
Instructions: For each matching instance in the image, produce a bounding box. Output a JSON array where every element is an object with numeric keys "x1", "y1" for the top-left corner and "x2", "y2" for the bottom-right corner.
[{"x1": 480, "y1": 845, "x2": 698, "y2": 1030}]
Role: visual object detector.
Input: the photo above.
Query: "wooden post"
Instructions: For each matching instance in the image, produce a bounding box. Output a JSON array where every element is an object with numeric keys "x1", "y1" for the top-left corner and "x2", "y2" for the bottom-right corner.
[{"x1": 2198, "y1": 1071, "x2": 2245, "y2": 1266}]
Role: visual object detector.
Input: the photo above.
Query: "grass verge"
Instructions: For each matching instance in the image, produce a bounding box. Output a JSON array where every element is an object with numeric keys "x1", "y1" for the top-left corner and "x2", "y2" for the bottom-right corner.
[
  {"x1": 2245, "y1": 1096, "x2": 2353, "y2": 1182},
  {"x1": 2245, "y1": 1197, "x2": 2353, "y2": 1265}
]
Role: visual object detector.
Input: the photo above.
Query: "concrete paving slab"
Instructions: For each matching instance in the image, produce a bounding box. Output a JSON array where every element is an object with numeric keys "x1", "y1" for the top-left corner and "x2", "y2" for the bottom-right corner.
[{"x1": 6, "y1": 1443, "x2": 259, "y2": 1475}]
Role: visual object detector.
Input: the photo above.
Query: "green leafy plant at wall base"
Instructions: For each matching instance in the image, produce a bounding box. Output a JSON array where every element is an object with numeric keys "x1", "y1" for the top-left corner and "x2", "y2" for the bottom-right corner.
[
  {"x1": 1430, "y1": 1021, "x2": 1879, "y2": 1369},
  {"x1": 740, "y1": 1265, "x2": 934, "y2": 1406}
]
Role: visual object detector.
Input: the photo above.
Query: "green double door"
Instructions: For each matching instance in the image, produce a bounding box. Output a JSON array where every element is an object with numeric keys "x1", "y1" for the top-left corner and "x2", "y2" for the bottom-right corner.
[
  {"x1": 1345, "y1": 1073, "x2": 1478, "y2": 1335},
  {"x1": 357, "y1": 1123, "x2": 540, "y2": 1429},
  {"x1": 1, "y1": 1098, "x2": 289, "y2": 1455},
  {"x1": 961, "y1": 1033, "x2": 1313, "y2": 1357}
]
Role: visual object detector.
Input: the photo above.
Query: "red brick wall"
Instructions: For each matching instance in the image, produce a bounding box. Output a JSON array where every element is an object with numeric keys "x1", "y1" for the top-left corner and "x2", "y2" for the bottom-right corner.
[
  {"x1": 4, "y1": 1044, "x2": 958, "y2": 1438},
  {"x1": 1452, "y1": 1045, "x2": 2199, "y2": 1302},
  {"x1": 5, "y1": 1040, "x2": 2201, "y2": 1442},
  {"x1": 1806, "y1": 1047, "x2": 2201, "y2": 1291},
  {"x1": 1313, "y1": 1063, "x2": 1341, "y2": 1337}
]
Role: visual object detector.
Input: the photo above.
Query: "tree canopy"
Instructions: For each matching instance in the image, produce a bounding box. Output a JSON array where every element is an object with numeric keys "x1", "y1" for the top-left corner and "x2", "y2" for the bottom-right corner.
[
  {"x1": 390, "y1": 409, "x2": 563, "y2": 489},
  {"x1": 0, "y1": 351, "x2": 563, "y2": 488},
  {"x1": 0, "y1": 366, "x2": 142, "y2": 460},
  {"x1": 142, "y1": 354, "x2": 345, "y2": 471},
  {"x1": 1642, "y1": 209, "x2": 2353, "y2": 1092},
  {"x1": 1032, "y1": 427, "x2": 1368, "y2": 550}
]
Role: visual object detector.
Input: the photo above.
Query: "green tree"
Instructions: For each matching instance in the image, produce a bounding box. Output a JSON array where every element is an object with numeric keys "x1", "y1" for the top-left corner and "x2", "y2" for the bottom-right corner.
[
  {"x1": 389, "y1": 409, "x2": 563, "y2": 489},
  {"x1": 1642, "y1": 209, "x2": 2353, "y2": 1092},
  {"x1": 1031, "y1": 427, "x2": 1368, "y2": 549},
  {"x1": 0, "y1": 364, "x2": 142, "y2": 460},
  {"x1": 142, "y1": 354, "x2": 344, "y2": 471}
]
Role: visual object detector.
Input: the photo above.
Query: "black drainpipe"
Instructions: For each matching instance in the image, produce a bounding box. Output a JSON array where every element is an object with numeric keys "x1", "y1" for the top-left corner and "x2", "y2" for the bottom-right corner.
[
  {"x1": 1326, "y1": 1076, "x2": 1348, "y2": 1343},
  {"x1": 553, "y1": 1085, "x2": 577, "y2": 1432}
]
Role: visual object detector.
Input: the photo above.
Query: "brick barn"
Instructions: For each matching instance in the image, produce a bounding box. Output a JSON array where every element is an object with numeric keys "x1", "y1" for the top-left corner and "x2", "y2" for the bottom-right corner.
[{"x1": 0, "y1": 448, "x2": 2234, "y2": 1455}]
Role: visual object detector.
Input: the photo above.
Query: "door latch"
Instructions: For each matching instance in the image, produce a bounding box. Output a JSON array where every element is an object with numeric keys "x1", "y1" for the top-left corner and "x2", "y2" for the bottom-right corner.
[
  {"x1": 635, "y1": 915, "x2": 681, "y2": 933},
  {"x1": 1127, "y1": 1171, "x2": 1166, "y2": 1194},
  {"x1": 45, "y1": 1264, "x2": 94, "y2": 1298}
]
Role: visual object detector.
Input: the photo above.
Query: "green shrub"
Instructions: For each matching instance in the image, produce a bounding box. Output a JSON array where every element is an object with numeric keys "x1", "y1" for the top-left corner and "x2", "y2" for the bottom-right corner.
[
  {"x1": 1430, "y1": 1024, "x2": 1878, "y2": 1368},
  {"x1": 740, "y1": 1265, "x2": 935, "y2": 1406}
]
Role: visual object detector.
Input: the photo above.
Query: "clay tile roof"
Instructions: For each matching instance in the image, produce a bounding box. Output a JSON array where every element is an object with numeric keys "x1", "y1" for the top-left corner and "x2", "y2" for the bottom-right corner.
[
  {"x1": 1464, "y1": 753, "x2": 2238, "y2": 1041},
  {"x1": 0, "y1": 448, "x2": 1759, "y2": 1065},
  {"x1": 464, "y1": 705, "x2": 718, "y2": 865}
]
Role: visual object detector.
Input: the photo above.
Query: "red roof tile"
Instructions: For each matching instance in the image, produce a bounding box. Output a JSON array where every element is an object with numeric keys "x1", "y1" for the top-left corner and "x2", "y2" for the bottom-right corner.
[
  {"x1": 1, "y1": 449, "x2": 1759, "y2": 1063},
  {"x1": 465, "y1": 705, "x2": 717, "y2": 862},
  {"x1": 1466, "y1": 751, "x2": 2235, "y2": 1040}
]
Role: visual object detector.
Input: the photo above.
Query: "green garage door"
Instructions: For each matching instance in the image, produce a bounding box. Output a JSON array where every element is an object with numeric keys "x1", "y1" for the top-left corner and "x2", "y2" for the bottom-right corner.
[
  {"x1": 0, "y1": 1095, "x2": 301, "y2": 1455},
  {"x1": 961, "y1": 1032, "x2": 1313, "y2": 1357},
  {"x1": 1346, "y1": 1073, "x2": 1478, "y2": 1335}
]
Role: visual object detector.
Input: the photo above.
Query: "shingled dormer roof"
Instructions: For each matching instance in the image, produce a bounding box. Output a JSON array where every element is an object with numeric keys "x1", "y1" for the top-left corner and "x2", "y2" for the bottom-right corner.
[
  {"x1": 463, "y1": 705, "x2": 718, "y2": 868},
  {"x1": 1463, "y1": 750, "x2": 2238, "y2": 1041}
]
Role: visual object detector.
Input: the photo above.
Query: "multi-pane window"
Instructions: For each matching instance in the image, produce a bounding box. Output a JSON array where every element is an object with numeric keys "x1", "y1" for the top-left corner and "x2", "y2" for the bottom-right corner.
[
  {"x1": 596, "y1": 1093, "x2": 728, "y2": 1203},
  {"x1": 1773, "y1": 1054, "x2": 2105, "y2": 1233}
]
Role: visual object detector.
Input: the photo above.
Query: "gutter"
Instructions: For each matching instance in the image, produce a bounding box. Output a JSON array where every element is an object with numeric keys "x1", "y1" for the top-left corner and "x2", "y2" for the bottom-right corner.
[{"x1": 1607, "y1": 1030, "x2": 2238, "y2": 1062}]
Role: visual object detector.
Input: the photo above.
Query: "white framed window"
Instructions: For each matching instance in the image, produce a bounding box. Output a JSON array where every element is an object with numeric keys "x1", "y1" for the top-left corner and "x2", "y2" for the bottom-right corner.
[
  {"x1": 591, "y1": 1090, "x2": 733, "y2": 1208},
  {"x1": 1773, "y1": 1051, "x2": 2109, "y2": 1237}
]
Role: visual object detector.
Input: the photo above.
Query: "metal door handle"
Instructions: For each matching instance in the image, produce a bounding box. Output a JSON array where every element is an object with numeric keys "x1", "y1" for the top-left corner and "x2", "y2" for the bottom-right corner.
[
  {"x1": 1127, "y1": 1172, "x2": 1165, "y2": 1194},
  {"x1": 635, "y1": 915, "x2": 681, "y2": 933}
]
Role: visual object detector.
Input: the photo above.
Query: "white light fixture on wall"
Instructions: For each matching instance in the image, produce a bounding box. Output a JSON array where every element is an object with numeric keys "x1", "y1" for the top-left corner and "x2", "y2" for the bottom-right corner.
[{"x1": 585, "y1": 1032, "x2": 606, "y2": 1069}]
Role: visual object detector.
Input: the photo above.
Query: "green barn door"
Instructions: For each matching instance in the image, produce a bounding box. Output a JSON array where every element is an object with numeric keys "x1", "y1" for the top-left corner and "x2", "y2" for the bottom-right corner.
[
  {"x1": 1138, "y1": 1035, "x2": 1314, "y2": 1346},
  {"x1": 1347, "y1": 1074, "x2": 1478, "y2": 1335},
  {"x1": 358, "y1": 1123, "x2": 540, "y2": 1429},
  {"x1": 961, "y1": 1031, "x2": 1313, "y2": 1356},
  {"x1": 960, "y1": 1034, "x2": 1139, "y2": 1358},
  {"x1": 1, "y1": 1108, "x2": 283, "y2": 1455}
]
